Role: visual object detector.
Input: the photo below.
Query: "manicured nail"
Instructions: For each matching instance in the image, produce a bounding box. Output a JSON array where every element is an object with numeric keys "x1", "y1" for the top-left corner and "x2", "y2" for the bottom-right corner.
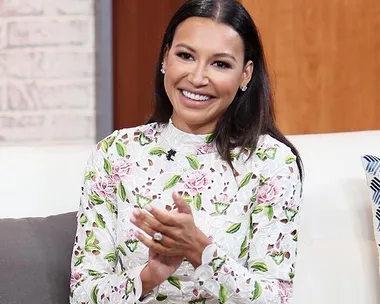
[
  {"x1": 173, "y1": 192, "x2": 180, "y2": 200},
  {"x1": 133, "y1": 230, "x2": 140, "y2": 237},
  {"x1": 133, "y1": 209, "x2": 139, "y2": 216},
  {"x1": 130, "y1": 214, "x2": 136, "y2": 223},
  {"x1": 145, "y1": 205, "x2": 152, "y2": 212}
]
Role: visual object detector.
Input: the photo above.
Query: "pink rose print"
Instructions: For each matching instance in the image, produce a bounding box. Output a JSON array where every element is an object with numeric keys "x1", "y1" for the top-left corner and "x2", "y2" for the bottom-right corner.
[
  {"x1": 257, "y1": 181, "x2": 280, "y2": 204},
  {"x1": 195, "y1": 143, "x2": 215, "y2": 155},
  {"x1": 143, "y1": 127, "x2": 155, "y2": 140},
  {"x1": 184, "y1": 170, "x2": 210, "y2": 193},
  {"x1": 112, "y1": 158, "x2": 133, "y2": 182},
  {"x1": 70, "y1": 272, "x2": 82, "y2": 290},
  {"x1": 278, "y1": 280, "x2": 293, "y2": 304},
  {"x1": 93, "y1": 175, "x2": 115, "y2": 199}
]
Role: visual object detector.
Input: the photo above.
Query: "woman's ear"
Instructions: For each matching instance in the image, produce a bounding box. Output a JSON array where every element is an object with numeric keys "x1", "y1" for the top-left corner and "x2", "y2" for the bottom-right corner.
[
  {"x1": 162, "y1": 45, "x2": 170, "y2": 70},
  {"x1": 241, "y1": 60, "x2": 254, "y2": 88}
]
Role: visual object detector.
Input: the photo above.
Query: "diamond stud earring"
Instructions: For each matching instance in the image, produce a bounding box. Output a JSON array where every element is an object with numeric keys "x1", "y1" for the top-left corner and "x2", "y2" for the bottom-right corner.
[
  {"x1": 160, "y1": 63, "x2": 165, "y2": 74},
  {"x1": 241, "y1": 85, "x2": 247, "y2": 92}
]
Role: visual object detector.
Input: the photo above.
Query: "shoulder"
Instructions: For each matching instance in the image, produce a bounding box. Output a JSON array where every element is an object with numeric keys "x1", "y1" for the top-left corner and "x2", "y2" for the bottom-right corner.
[
  {"x1": 253, "y1": 134, "x2": 299, "y2": 170},
  {"x1": 95, "y1": 122, "x2": 164, "y2": 153}
]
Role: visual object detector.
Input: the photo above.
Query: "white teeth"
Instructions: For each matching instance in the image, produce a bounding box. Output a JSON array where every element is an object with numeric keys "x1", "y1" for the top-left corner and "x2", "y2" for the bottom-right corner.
[{"x1": 182, "y1": 90, "x2": 211, "y2": 101}]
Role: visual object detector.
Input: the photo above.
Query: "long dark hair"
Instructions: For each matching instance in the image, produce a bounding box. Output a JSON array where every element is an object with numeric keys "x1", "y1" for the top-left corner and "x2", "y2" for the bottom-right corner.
[{"x1": 150, "y1": 0, "x2": 303, "y2": 179}]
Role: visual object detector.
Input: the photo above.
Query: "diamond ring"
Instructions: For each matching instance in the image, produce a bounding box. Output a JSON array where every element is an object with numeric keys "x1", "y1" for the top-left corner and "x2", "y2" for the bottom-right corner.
[{"x1": 153, "y1": 232, "x2": 163, "y2": 241}]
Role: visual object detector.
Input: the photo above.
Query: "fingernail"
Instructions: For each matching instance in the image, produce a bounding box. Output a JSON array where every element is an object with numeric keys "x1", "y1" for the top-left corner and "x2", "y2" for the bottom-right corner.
[
  {"x1": 145, "y1": 205, "x2": 152, "y2": 212},
  {"x1": 173, "y1": 192, "x2": 180, "y2": 199},
  {"x1": 133, "y1": 229, "x2": 140, "y2": 237},
  {"x1": 130, "y1": 214, "x2": 136, "y2": 223},
  {"x1": 132, "y1": 209, "x2": 139, "y2": 216}
]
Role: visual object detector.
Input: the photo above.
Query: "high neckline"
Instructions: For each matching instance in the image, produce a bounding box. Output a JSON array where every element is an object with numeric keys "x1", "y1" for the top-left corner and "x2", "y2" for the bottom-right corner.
[{"x1": 162, "y1": 119, "x2": 216, "y2": 153}]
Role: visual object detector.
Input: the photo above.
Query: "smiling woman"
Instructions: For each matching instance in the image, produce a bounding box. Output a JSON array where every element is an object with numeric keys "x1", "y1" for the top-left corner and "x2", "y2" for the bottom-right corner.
[{"x1": 69, "y1": 1, "x2": 304, "y2": 304}]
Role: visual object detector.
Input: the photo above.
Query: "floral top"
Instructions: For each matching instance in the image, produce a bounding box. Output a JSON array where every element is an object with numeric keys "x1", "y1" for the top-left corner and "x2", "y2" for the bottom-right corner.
[{"x1": 70, "y1": 120, "x2": 303, "y2": 304}]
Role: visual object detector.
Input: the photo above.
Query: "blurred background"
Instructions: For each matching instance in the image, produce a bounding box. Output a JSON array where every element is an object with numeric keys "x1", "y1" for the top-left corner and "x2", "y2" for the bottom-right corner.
[{"x1": 1, "y1": 0, "x2": 379, "y2": 147}]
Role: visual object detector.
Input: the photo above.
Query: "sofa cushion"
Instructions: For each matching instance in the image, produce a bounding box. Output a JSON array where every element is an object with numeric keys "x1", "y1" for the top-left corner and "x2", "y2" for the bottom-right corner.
[
  {"x1": 361, "y1": 154, "x2": 380, "y2": 277},
  {"x1": 0, "y1": 212, "x2": 77, "y2": 304}
]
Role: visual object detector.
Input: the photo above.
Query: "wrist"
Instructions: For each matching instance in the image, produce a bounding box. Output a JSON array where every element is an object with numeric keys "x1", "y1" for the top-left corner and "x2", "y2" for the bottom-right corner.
[
  {"x1": 186, "y1": 229, "x2": 212, "y2": 268},
  {"x1": 140, "y1": 265, "x2": 161, "y2": 297}
]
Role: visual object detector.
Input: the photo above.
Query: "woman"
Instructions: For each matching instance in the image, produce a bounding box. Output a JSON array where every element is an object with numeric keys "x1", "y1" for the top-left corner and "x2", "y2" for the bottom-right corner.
[{"x1": 69, "y1": 0, "x2": 303, "y2": 303}]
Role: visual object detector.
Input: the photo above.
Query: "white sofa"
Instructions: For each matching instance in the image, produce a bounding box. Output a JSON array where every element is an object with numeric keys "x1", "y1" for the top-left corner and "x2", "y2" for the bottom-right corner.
[{"x1": 1, "y1": 130, "x2": 380, "y2": 303}]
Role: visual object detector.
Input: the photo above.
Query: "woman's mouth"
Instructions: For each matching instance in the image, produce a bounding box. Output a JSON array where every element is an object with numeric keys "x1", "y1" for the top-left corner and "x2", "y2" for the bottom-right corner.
[{"x1": 180, "y1": 90, "x2": 213, "y2": 101}]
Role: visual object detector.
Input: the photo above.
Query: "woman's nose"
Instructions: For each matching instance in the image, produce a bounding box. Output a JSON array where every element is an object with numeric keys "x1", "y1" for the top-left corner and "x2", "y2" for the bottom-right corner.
[{"x1": 187, "y1": 65, "x2": 209, "y2": 87}]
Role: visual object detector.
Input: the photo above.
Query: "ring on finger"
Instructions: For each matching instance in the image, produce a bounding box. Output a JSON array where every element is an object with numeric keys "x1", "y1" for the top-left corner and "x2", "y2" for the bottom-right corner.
[{"x1": 153, "y1": 232, "x2": 163, "y2": 241}]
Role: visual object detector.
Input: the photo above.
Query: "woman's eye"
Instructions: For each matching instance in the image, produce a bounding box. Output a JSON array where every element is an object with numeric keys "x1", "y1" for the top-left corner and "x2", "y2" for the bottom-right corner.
[
  {"x1": 213, "y1": 61, "x2": 231, "y2": 69},
  {"x1": 176, "y1": 52, "x2": 193, "y2": 60}
]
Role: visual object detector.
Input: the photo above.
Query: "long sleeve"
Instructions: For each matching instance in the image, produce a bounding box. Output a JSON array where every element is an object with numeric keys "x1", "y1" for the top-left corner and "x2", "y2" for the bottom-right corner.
[
  {"x1": 69, "y1": 135, "x2": 151, "y2": 304},
  {"x1": 190, "y1": 148, "x2": 303, "y2": 304}
]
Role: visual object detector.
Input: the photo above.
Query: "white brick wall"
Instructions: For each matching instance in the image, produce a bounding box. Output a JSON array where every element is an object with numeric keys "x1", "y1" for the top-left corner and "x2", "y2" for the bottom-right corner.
[{"x1": 0, "y1": 0, "x2": 96, "y2": 145}]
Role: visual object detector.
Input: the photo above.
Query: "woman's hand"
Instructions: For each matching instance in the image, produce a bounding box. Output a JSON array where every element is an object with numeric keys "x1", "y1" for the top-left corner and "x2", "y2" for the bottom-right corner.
[
  {"x1": 131, "y1": 192, "x2": 212, "y2": 268},
  {"x1": 132, "y1": 208, "x2": 184, "y2": 296}
]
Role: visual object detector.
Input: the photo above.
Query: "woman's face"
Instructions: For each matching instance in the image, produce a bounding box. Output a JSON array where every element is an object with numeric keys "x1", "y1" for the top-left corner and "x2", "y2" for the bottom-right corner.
[{"x1": 163, "y1": 17, "x2": 253, "y2": 134}]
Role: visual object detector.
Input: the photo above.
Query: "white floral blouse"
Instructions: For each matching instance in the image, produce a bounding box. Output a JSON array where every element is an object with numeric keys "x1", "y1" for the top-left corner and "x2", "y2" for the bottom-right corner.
[{"x1": 70, "y1": 120, "x2": 303, "y2": 304}]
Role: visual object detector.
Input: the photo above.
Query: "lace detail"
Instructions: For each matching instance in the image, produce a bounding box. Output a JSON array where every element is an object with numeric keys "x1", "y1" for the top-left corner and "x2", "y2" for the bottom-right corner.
[{"x1": 70, "y1": 122, "x2": 303, "y2": 304}]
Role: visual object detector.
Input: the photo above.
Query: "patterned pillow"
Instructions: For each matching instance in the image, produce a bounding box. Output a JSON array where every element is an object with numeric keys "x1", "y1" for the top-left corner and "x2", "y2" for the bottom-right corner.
[{"x1": 361, "y1": 154, "x2": 380, "y2": 267}]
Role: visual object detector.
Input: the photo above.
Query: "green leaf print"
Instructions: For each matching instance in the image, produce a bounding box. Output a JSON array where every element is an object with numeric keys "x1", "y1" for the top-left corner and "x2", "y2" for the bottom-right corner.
[
  {"x1": 104, "y1": 252, "x2": 116, "y2": 263},
  {"x1": 194, "y1": 192, "x2": 202, "y2": 211},
  {"x1": 116, "y1": 141, "x2": 127, "y2": 157},
  {"x1": 117, "y1": 182, "x2": 127, "y2": 201},
  {"x1": 251, "y1": 261, "x2": 268, "y2": 272},
  {"x1": 252, "y1": 205, "x2": 263, "y2": 214},
  {"x1": 136, "y1": 194, "x2": 153, "y2": 208},
  {"x1": 252, "y1": 281, "x2": 262, "y2": 300},
  {"x1": 255, "y1": 149, "x2": 266, "y2": 160},
  {"x1": 186, "y1": 155, "x2": 201, "y2": 170},
  {"x1": 264, "y1": 147, "x2": 277, "y2": 160},
  {"x1": 148, "y1": 147, "x2": 168, "y2": 156},
  {"x1": 168, "y1": 276, "x2": 181, "y2": 290},
  {"x1": 116, "y1": 244, "x2": 127, "y2": 256},
  {"x1": 238, "y1": 247, "x2": 248, "y2": 259},
  {"x1": 106, "y1": 200, "x2": 115, "y2": 213},
  {"x1": 230, "y1": 151, "x2": 240, "y2": 160},
  {"x1": 85, "y1": 230, "x2": 96, "y2": 246},
  {"x1": 285, "y1": 207, "x2": 298, "y2": 221},
  {"x1": 238, "y1": 172, "x2": 253, "y2": 190},
  {"x1": 156, "y1": 294, "x2": 168, "y2": 301},
  {"x1": 249, "y1": 213, "x2": 254, "y2": 239},
  {"x1": 270, "y1": 252, "x2": 285, "y2": 265},
  {"x1": 106, "y1": 135, "x2": 116, "y2": 147},
  {"x1": 88, "y1": 269, "x2": 101, "y2": 277},
  {"x1": 85, "y1": 231, "x2": 101, "y2": 252},
  {"x1": 215, "y1": 202, "x2": 229, "y2": 215},
  {"x1": 219, "y1": 284, "x2": 227, "y2": 304},
  {"x1": 74, "y1": 254, "x2": 85, "y2": 266},
  {"x1": 264, "y1": 205, "x2": 274, "y2": 220},
  {"x1": 90, "y1": 285, "x2": 99, "y2": 304},
  {"x1": 163, "y1": 174, "x2": 181, "y2": 191},
  {"x1": 85, "y1": 244, "x2": 101, "y2": 252},
  {"x1": 211, "y1": 256, "x2": 226, "y2": 272},
  {"x1": 205, "y1": 133, "x2": 215, "y2": 144},
  {"x1": 88, "y1": 194, "x2": 104, "y2": 205},
  {"x1": 84, "y1": 170, "x2": 96, "y2": 181},
  {"x1": 285, "y1": 155, "x2": 296, "y2": 164},
  {"x1": 104, "y1": 158, "x2": 112, "y2": 175},
  {"x1": 95, "y1": 213, "x2": 106, "y2": 229},
  {"x1": 125, "y1": 240, "x2": 139, "y2": 252},
  {"x1": 79, "y1": 214, "x2": 88, "y2": 225},
  {"x1": 226, "y1": 222, "x2": 241, "y2": 233},
  {"x1": 239, "y1": 236, "x2": 248, "y2": 258},
  {"x1": 259, "y1": 175, "x2": 266, "y2": 185},
  {"x1": 125, "y1": 278, "x2": 134, "y2": 297},
  {"x1": 138, "y1": 132, "x2": 153, "y2": 146},
  {"x1": 289, "y1": 272, "x2": 295, "y2": 280},
  {"x1": 183, "y1": 195, "x2": 193, "y2": 204},
  {"x1": 293, "y1": 233, "x2": 298, "y2": 242},
  {"x1": 100, "y1": 140, "x2": 109, "y2": 153},
  {"x1": 250, "y1": 194, "x2": 257, "y2": 203}
]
